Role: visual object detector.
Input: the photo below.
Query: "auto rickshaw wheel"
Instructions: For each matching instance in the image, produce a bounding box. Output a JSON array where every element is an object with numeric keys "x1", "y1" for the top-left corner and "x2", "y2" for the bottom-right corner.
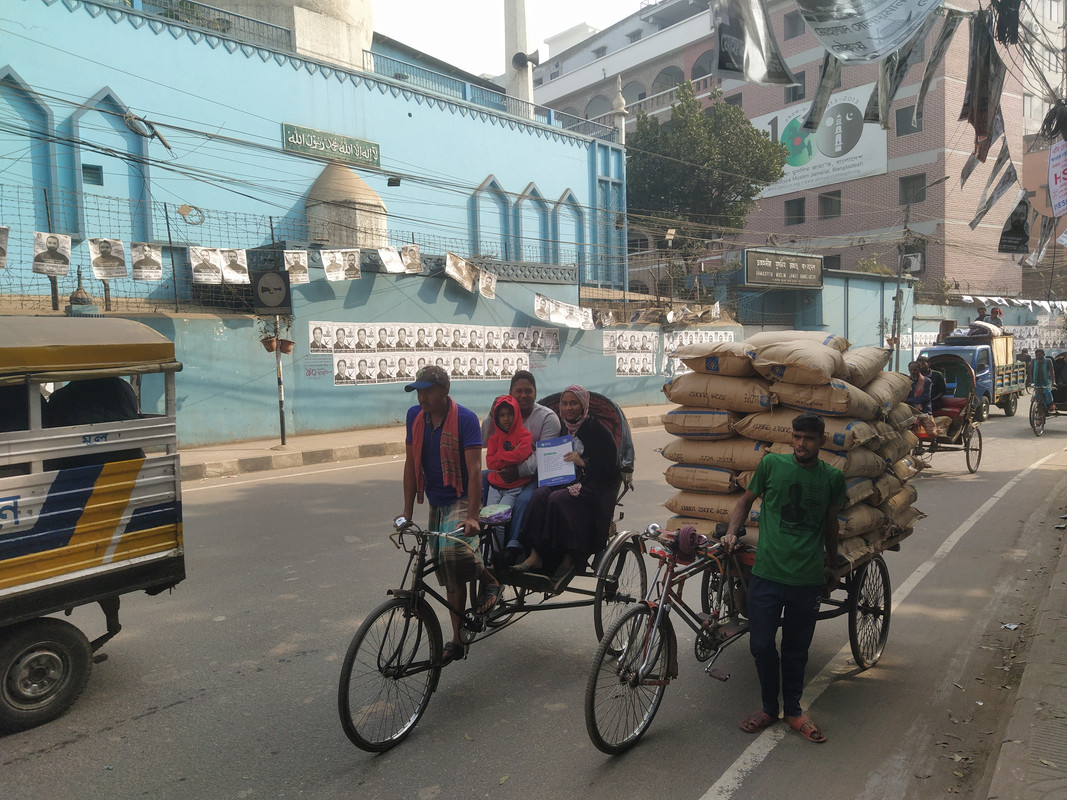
[{"x1": 0, "y1": 617, "x2": 93, "y2": 733}]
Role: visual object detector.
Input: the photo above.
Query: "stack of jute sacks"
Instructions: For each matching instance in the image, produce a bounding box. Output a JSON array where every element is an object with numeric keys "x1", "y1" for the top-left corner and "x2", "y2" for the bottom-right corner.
[{"x1": 659, "y1": 331, "x2": 923, "y2": 569}]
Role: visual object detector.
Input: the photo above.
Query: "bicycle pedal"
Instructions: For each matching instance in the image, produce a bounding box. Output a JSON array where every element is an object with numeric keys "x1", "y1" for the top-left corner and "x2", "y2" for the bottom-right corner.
[
  {"x1": 706, "y1": 667, "x2": 730, "y2": 682},
  {"x1": 696, "y1": 612, "x2": 715, "y2": 628}
]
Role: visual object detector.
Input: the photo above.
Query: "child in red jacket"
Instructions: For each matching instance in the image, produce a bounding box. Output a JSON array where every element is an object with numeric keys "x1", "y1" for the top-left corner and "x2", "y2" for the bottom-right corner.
[{"x1": 486, "y1": 394, "x2": 534, "y2": 507}]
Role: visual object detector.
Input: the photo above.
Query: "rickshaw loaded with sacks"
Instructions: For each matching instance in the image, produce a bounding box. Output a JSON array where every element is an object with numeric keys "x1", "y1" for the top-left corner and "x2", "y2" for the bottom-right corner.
[{"x1": 0, "y1": 317, "x2": 185, "y2": 732}]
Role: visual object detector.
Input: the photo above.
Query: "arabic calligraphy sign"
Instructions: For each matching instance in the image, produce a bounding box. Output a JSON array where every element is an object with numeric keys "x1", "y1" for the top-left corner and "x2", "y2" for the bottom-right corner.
[{"x1": 282, "y1": 123, "x2": 380, "y2": 168}]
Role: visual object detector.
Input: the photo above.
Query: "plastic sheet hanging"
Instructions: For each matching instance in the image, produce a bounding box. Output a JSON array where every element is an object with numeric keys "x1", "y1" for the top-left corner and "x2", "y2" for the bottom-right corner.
[
  {"x1": 913, "y1": 9, "x2": 969, "y2": 128},
  {"x1": 863, "y1": 13, "x2": 939, "y2": 128},
  {"x1": 792, "y1": 0, "x2": 944, "y2": 62},
  {"x1": 960, "y1": 10, "x2": 1007, "y2": 162},
  {"x1": 710, "y1": 0, "x2": 798, "y2": 85}
]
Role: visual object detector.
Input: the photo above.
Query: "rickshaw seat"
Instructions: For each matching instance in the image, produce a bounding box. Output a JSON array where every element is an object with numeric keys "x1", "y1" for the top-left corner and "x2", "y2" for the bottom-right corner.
[{"x1": 939, "y1": 396, "x2": 968, "y2": 419}]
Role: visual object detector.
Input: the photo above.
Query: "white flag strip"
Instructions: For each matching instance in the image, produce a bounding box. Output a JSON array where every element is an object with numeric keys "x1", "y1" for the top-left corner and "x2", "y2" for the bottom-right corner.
[{"x1": 795, "y1": 0, "x2": 942, "y2": 62}]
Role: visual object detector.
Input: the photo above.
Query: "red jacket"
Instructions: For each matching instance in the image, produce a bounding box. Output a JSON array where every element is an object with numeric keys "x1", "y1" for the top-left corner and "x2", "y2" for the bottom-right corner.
[{"x1": 486, "y1": 395, "x2": 534, "y2": 489}]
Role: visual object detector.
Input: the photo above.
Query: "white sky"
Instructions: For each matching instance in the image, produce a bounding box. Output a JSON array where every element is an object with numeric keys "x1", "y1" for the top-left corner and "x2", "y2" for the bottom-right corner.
[{"x1": 372, "y1": 0, "x2": 638, "y2": 77}]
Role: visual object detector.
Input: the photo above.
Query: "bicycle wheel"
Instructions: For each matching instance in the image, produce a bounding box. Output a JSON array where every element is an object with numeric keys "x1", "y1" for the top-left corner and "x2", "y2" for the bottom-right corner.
[
  {"x1": 585, "y1": 604, "x2": 671, "y2": 755},
  {"x1": 964, "y1": 426, "x2": 982, "y2": 473},
  {"x1": 848, "y1": 556, "x2": 891, "y2": 670},
  {"x1": 1030, "y1": 397, "x2": 1046, "y2": 437},
  {"x1": 338, "y1": 597, "x2": 442, "y2": 752},
  {"x1": 593, "y1": 539, "x2": 648, "y2": 641}
]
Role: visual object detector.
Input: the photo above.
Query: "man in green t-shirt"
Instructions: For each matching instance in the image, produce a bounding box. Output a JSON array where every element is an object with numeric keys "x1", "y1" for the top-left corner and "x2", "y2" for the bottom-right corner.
[{"x1": 724, "y1": 412, "x2": 846, "y2": 744}]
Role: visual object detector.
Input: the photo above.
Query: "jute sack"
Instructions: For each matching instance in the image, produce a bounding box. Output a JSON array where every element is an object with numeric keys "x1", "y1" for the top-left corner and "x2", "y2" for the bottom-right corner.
[
  {"x1": 886, "y1": 402, "x2": 916, "y2": 432},
  {"x1": 663, "y1": 407, "x2": 739, "y2": 439},
  {"x1": 735, "y1": 470, "x2": 754, "y2": 489},
  {"x1": 773, "y1": 379, "x2": 881, "y2": 419},
  {"x1": 663, "y1": 491, "x2": 762, "y2": 523},
  {"x1": 873, "y1": 420, "x2": 897, "y2": 443},
  {"x1": 743, "y1": 330, "x2": 850, "y2": 353},
  {"x1": 665, "y1": 516, "x2": 760, "y2": 546},
  {"x1": 844, "y1": 346, "x2": 892, "y2": 388},
  {"x1": 875, "y1": 430, "x2": 919, "y2": 463},
  {"x1": 662, "y1": 373, "x2": 775, "y2": 412},
  {"x1": 733, "y1": 408, "x2": 877, "y2": 450},
  {"x1": 839, "y1": 534, "x2": 877, "y2": 563},
  {"x1": 862, "y1": 372, "x2": 913, "y2": 413},
  {"x1": 750, "y1": 341, "x2": 849, "y2": 385},
  {"x1": 730, "y1": 407, "x2": 798, "y2": 444},
  {"x1": 672, "y1": 341, "x2": 755, "y2": 377},
  {"x1": 661, "y1": 438, "x2": 769, "y2": 471},
  {"x1": 844, "y1": 476, "x2": 876, "y2": 507},
  {"x1": 878, "y1": 483, "x2": 919, "y2": 520},
  {"x1": 664, "y1": 464, "x2": 737, "y2": 494},
  {"x1": 837, "y1": 503, "x2": 888, "y2": 539},
  {"x1": 893, "y1": 506, "x2": 925, "y2": 530},
  {"x1": 869, "y1": 472, "x2": 904, "y2": 506},
  {"x1": 768, "y1": 442, "x2": 888, "y2": 478},
  {"x1": 891, "y1": 455, "x2": 920, "y2": 482}
]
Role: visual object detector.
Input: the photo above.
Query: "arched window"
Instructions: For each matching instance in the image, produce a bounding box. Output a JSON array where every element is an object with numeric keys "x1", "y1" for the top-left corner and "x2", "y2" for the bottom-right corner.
[
  {"x1": 0, "y1": 68, "x2": 57, "y2": 232},
  {"x1": 553, "y1": 190, "x2": 585, "y2": 266},
  {"x1": 651, "y1": 66, "x2": 685, "y2": 95},
  {"x1": 622, "y1": 81, "x2": 647, "y2": 105},
  {"x1": 471, "y1": 176, "x2": 510, "y2": 260},
  {"x1": 71, "y1": 88, "x2": 152, "y2": 241},
  {"x1": 515, "y1": 183, "x2": 551, "y2": 263},
  {"x1": 691, "y1": 50, "x2": 715, "y2": 80},
  {"x1": 585, "y1": 95, "x2": 612, "y2": 120}
]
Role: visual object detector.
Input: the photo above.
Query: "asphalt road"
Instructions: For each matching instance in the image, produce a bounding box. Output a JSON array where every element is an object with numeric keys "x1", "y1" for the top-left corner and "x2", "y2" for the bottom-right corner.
[{"x1": 2, "y1": 408, "x2": 1066, "y2": 800}]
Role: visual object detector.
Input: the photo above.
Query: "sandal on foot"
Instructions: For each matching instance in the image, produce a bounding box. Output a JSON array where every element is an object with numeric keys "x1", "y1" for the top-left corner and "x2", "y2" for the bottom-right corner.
[
  {"x1": 442, "y1": 641, "x2": 467, "y2": 665},
  {"x1": 510, "y1": 561, "x2": 535, "y2": 574},
  {"x1": 477, "y1": 584, "x2": 502, "y2": 614},
  {"x1": 785, "y1": 714, "x2": 826, "y2": 743},
  {"x1": 550, "y1": 565, "x2": 576, "y2": 594},
  {"x1": 739, "y1": 710, "x2": 778, "y2": 733}
]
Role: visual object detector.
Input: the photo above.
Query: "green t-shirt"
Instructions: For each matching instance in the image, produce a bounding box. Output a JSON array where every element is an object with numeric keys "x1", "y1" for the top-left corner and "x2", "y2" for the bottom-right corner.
[{"x1": 748, "y1": 452, "x2": 847, "y2": 587}]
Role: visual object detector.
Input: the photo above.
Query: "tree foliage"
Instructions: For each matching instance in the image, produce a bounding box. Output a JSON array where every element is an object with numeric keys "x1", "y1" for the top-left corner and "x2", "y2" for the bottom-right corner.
[{"x1": 626, "y1": 82, "x2": 787, "y2": 250}]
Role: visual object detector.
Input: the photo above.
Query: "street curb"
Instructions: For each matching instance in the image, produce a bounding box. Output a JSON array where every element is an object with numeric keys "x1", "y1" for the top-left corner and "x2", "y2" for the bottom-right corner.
[{"x1": 180, "y1": 414, "x2": 666, "y2": 482}]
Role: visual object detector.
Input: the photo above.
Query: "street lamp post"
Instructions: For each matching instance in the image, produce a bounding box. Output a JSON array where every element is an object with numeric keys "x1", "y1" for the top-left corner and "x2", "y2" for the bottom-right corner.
[{"x1": 892, "y1": 175, "x2": 949, "y2": 371}]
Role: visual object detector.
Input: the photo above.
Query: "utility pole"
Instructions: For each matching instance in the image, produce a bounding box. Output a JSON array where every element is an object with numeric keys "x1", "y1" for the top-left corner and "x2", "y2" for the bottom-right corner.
[{"x1": 893, "y1": 175, "x2": 949, "y2": 371}]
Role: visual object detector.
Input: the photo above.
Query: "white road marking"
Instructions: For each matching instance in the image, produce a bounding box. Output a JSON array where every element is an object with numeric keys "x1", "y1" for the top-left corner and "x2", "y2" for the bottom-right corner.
[{"x1": 701, "y1": 450, "x2": 1060, "y2": 800}]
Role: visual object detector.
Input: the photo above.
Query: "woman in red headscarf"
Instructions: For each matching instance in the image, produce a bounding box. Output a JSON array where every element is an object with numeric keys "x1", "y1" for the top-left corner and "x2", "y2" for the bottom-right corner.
[{"x1": 513, "y1": 384, "x2": 620, "y2": 590}]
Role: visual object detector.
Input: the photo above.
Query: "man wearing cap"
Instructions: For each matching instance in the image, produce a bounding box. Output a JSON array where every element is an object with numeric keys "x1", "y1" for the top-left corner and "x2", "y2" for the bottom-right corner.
[{"x1": 400, "y1": 365, "x2": 499, "y2": 662}]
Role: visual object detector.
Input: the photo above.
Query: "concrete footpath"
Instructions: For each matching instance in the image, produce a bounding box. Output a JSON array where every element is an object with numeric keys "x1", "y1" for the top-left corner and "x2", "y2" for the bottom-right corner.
[
  {"x1": 177, "y1": 403, "x2": 677, "y2": 482},
  {"x1": 178, "y1": 408, "x2": 1067, "y2": 798}
]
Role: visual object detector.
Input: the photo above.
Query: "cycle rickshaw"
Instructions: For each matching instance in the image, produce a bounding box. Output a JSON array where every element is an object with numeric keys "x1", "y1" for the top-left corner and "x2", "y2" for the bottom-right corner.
[
  {"x1": 337, "y1": 392, "x2": 648, "y2": 752},
  {"x1": 584, "y1": 519, "x2": 909, "y2": 754},
  {"x1": 1029, "y1": 351, "x2": 1066, "y2": 436},
  {"x1": 912, "y1": 353, "x2": 983, "y2": 473}
]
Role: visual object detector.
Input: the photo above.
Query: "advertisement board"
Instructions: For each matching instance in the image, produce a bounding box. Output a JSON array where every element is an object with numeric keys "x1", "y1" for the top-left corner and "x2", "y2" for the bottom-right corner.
[{"x1": 751, "y1": 83, "x2": 887, "y2": 198}]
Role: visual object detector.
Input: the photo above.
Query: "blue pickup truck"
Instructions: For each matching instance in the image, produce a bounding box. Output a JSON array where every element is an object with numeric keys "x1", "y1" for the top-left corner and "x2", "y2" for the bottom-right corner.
[{"x1": 919, "y1": 332, "x2": 1026, "y2": 420}]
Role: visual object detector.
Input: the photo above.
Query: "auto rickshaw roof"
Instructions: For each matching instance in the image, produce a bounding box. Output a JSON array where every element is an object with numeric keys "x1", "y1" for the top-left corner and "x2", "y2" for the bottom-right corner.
[{"x1": 0, "y1": 317, "x2": 180, "y2": 378}]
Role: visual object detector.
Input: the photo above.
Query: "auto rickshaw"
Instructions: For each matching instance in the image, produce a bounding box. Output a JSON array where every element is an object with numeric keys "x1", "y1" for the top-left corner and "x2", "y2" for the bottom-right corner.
[{"x1": 0, "y1": 317, "x2": 185, "y2": 732}]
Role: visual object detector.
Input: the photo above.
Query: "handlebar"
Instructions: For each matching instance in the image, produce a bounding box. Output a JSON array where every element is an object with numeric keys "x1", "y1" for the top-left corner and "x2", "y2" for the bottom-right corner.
[{"x1": 389, "y1": 517, "x2": 475, "y2": 552}]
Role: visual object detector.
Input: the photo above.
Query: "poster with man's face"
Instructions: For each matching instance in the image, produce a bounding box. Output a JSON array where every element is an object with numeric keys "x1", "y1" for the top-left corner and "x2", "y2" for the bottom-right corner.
[
  {"x1": 284, "y1": 250, "x2": 309, "y2": 284},
  {"x1": 220, "y1": 248, "x2": 250, "y2": 284},
  {"x1": 32, "y1": 231, "x2": 72, "y2": 277},
  {"x1": 321, "y1": 250, "x2": 346, "y2": 282},
  {"x1": 131, "y1": 243, "x2": 163, "y2": 281},
  {"x1": 0, "y1": 226, "x2": 9, "y2": 269},
  {"x1": 401, "y1": 243, "x2": 422, "y2": 274},
  {"x1": 88, "y1": 238, "x2": 128, "y2": 280},
  {"x1": 189, "y1": 247, "x2": 222, "y2": 284},
  {"x1": 478, "y1": 269, "x2": 497, "y2": 299},
  {"x1": 341, "y1": 249, "x2": 362, "y2": 280},
  {"x1": 445, "y1": 251, "x2": 476, "y2": 292}
]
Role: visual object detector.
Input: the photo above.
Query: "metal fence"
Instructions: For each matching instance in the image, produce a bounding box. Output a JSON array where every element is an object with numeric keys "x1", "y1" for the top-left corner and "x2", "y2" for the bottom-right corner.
[
  {"x1": 0, "y1": 183, "x2": 579, "y2": 314},
  {"x1": 363, "y1": 52, "x2": 618, "y2": 143},
  {"x1": 135, "y1": 0, "x2": 294, "y2": 52}
]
